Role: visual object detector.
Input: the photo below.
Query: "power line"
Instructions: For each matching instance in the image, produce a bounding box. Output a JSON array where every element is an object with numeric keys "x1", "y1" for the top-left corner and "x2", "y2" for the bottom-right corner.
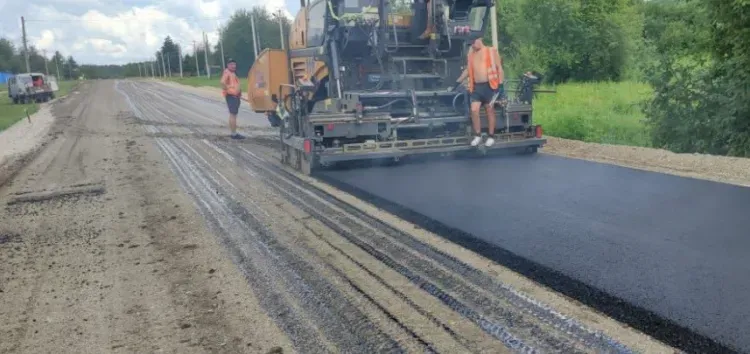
[{"x1": 22, "y1": 16, "x2": 232, "y2": 23}]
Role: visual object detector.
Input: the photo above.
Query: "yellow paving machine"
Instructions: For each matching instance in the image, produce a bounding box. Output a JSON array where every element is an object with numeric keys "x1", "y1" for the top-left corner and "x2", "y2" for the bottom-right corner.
[{"x1": 247, "y1": 0, "x2": 546, "y2": 174}]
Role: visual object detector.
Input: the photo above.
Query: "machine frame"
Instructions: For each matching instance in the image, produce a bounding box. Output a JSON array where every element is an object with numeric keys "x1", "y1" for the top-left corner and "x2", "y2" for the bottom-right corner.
[{"x1": 249, "y1": 0, "x2": 547, "y2": 174}]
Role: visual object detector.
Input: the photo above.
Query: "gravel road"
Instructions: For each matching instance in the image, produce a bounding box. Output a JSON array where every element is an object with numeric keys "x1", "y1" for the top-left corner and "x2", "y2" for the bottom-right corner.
[{"x1": 0, "y1": 79, "x2": 676, "y2": 353}]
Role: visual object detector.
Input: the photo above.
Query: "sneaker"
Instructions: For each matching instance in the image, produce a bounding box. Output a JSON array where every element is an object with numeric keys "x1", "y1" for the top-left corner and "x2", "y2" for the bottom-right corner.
[
  {"x1": 470, "y1": 135, "x2": 482, "y2": 147},
  {"x1": 485, "y1": 136, "x2": 495, "y2": 147},
  {"x1": 230, "y1": 133, "x2": 246, "y2": 140}
]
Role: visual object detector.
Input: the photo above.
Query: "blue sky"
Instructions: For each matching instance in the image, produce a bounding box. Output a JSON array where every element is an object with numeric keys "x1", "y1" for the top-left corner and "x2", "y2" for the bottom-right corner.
[{"x1": 0, "y1": 0, "x2": 299, "y2": 65}]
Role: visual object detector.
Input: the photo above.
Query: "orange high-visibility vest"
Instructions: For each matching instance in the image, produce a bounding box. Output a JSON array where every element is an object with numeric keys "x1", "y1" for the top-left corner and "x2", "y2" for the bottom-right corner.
[
  {"x1": 467, "y1": 46, "x2": 502, "y2": 93},
  {"x1": 222, "y1": 69, "x2": 241, "y2": 97}
]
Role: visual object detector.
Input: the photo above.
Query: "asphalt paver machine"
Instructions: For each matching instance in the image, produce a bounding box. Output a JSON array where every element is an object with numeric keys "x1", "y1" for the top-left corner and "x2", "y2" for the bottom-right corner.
[{"x1": 248, "y1": 0, "x2": 546, "y2": 174}]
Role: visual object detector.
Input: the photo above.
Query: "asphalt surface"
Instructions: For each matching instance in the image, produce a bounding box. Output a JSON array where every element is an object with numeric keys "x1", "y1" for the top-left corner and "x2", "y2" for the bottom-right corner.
[
  {"x1": 105, "y1": 80, "x2": 682, "y2": 353},
  {"x1": 319, "y1": 153, "x2": 750, "y2": 353}
]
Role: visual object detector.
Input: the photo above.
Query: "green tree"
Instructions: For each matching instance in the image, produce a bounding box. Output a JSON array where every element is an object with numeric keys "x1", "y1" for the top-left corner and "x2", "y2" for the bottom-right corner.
[
  {"x1": 160, "y1": 36, "x2": 180, "y2": 75},
  {"x1": 64, "y1": 56, "x2": 79, "y2": 80},
  {"x1": 644, "y1": 0, "x2": 750, "y2": 156},
  {"x1": 214, "y1": 7, "x2": 290, "y2": 76},
  {"x1": 0, "y1": 38, "x2": 23, "y2": 73},
  {"x1": 27, "y1": 46, "x2": 47, "y2": 73},
  {"x1": 50, "y1": 51, "x2": 65, "y2": 78},
  {"x1": 498, "y1": 0, "x2": 643, "y2": 82}
]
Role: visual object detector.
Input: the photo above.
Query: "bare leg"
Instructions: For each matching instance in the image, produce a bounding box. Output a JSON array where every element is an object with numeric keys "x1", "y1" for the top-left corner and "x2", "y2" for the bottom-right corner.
[
  {"x1": 485, "y1": 104, "x2": 495, "y2": 135},
  {"x1": 229, "y1": 113, "x2": 237, "y2": 134},
  {"x1": 420, "y1": 0, "x2": 433, "y2": 39},
  {"x1": 470, "y1": 101, "x2": 482, "y2": 135},
  {"x1": 484, "y1": 103, "x2": 496, "y2": 146}
]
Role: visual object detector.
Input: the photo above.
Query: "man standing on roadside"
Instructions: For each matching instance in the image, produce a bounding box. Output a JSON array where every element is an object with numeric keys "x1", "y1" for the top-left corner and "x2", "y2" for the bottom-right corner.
[
  {"x1": 221, "y1": 58, "x2": 245, "y2": 140},
  {"x1": 455, "y1": 38, "x2": 504, "y2": 147}
]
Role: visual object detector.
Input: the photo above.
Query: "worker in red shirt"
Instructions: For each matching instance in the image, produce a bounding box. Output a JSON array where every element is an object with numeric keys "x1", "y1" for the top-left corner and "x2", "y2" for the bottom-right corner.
[{"x1": 221, "y1": 58, "x2": 245, "y2": 140}]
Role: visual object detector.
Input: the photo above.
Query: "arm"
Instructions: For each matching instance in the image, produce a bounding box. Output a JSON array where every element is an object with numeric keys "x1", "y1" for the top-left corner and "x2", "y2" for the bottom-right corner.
[
  {"x1": 220, "y1": 70, "x2": 229, "y2": 90},
  {"x1": 456, "y1": 66, "x2": 468, "y2": 83}
]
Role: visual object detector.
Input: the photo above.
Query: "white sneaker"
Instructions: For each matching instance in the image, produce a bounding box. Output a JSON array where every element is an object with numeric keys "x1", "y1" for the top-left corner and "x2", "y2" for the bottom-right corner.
[
  {"x1": 485, "y1": 136, "x2": 495, "y2": 147},
  {"x1": 470, "y1": 135, "x2": 482, "y2": 147}
]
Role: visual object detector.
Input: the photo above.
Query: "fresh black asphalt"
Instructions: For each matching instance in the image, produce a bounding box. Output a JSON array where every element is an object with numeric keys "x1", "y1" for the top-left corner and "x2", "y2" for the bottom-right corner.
[{"x1": 318, "y1": 153, "x2": 750, "y2": 354}]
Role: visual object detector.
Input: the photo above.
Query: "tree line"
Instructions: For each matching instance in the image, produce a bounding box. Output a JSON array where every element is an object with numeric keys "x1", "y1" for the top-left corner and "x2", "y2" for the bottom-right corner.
[
  {"x1": 0, "y1": 38, "x2": 80, "y2": 80},
  {"x1": 494, "y1": 0, "x2": 749, "y2": 157}
]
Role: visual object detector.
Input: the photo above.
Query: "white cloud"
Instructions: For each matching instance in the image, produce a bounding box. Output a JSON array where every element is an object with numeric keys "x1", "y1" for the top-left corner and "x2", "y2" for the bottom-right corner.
[
  {"x1": 1, "y1": 0, "x2": 299, "y2": 65},
  {"x1": 35, "y1": 30, "x2": 55, "y2": 50}
]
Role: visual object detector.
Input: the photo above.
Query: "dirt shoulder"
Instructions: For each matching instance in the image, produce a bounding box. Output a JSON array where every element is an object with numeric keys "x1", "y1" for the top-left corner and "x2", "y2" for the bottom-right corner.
[
  {"x1": 0, "y1": 80, "x2": 292, "y2": 353},
  {"x1": 544, "y1": 137, "x2": 750, "y2": 187},
  {"x1": 0, "y1": 84, "x2": 81, "y2": 188}
]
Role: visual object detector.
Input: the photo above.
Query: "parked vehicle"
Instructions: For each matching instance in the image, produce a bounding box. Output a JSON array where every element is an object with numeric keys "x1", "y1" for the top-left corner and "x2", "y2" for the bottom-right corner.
[{"x1": 7, "y1": 73, "x2": 59, "y2": 104}]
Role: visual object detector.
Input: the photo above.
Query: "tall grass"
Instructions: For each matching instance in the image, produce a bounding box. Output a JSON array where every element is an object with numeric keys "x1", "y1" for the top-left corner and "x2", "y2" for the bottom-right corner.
[{"x1": 532, "y1": 81, "x2": 652, "y2": 147}]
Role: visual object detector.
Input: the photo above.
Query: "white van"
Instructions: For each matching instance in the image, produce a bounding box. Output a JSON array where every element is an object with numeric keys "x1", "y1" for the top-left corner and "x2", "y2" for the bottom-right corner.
[{"x1": 7, "y1": 73, "x2": 59, "y2": 104}]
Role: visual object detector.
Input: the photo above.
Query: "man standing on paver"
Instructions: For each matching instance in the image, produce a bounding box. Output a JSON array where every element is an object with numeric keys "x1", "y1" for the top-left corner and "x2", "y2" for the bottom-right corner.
[
  {"x1": 455, "y1": 38, "x2": 504, "y2": 147},
  {"x1": 221, "y1": 58, "x2": 245, "y2": 140}
]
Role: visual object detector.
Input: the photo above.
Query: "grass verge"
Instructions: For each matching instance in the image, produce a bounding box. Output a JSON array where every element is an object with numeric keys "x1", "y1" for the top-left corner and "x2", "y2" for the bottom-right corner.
[
  {"x1": 532, "y1": 81, "x2": 653, "y2": 147},
  {"x1": 161, "y1": 75, "x2": 247, "y2": 91},
  {"x1": 0, "y1": 80, "x2": 79, "y2": 132}
]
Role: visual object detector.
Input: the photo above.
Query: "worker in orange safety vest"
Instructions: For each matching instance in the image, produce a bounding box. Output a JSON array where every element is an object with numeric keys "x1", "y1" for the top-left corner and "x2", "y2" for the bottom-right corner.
[
  {"x1": 221, "y1": 58, "x2": 245, "y2": 140},
  {"x1": 455, "y1": 38, "x2": 504, "y2": 147}
]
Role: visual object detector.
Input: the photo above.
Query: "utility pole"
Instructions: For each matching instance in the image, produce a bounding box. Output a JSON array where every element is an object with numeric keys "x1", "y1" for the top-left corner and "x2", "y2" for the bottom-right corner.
[
  {"x1": 54, "y1": 55, "x2": 60, "y2": 80},
  {"x1": 167, "y1": 54, "x2": 172, "y2": 77},
  {"x1": 250, "y1": 13, "x2": 259, "y2": 58},
  {"x1": 151, "y1": 61, "x2": 155, "y2": 78},
  {"x1": 160, "y1": 52, "x2": 166, "y2": 78},
  {"x1": 21, "y1": 16, "x2": 30, "y2": 73},
  {"x1": 193, "y1": 41, "x2": 200, "y2": 77},
  {"x1": 202, "y1": 31, "x2": 211, "y2": 79},
  {"x1": 178, "y1": 45, "x2": 183, "y2": 77},
  {"x1": 42, "y1": 49, "x2": 49, "y2": 75},
  {"x1": 490, "y1": 0, "x2": 498, "y2": 50},
  {"x1": 218, "y1": 26, "x2": 226, "y2": 69},
  {"x1": 277, "y1": 10, "x2": 285, "y2": 50}
]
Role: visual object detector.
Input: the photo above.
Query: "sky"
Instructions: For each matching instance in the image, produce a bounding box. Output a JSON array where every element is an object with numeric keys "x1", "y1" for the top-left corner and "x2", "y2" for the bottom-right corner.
[{"x1": 0, "y1": 0, "x2": 300, "y2": 65}]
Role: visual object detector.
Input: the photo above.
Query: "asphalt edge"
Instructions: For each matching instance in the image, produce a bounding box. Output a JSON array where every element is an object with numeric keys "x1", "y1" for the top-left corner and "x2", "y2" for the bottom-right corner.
[{"x1": 314, "y1": 173, "x2": 740, "y2": 354}]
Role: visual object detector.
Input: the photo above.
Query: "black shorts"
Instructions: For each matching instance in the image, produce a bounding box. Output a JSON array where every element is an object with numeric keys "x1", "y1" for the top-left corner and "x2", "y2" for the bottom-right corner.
[
  {"x1": 225, "y1": 95, "x2": 241, "y2": 114},
  {"x1": 470, "y1": 82, "x2": 503, "y2": 105}
]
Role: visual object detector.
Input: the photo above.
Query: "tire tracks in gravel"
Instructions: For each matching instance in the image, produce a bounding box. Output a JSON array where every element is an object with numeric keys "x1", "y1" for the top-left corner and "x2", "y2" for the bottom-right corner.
[
  {"x1": 215, "y1": 140, "x2": 642, "y2": 354},
  {"x1": 115, "y1": 79, "x2": 657, "y2": 354},
  {"x1": 117, "y1": 80, "x2": 410, "y2": 353}
]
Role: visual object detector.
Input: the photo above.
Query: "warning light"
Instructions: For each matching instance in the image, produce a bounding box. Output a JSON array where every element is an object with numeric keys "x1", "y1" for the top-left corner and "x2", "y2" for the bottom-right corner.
[
  {"x1": 535, "y1": 125, "x2": 543, "y2": 138},
  {"x1": 327, "y1": 123, "x2": 335, "y2": 131},
  {"x1": 304, "y1": 139, "x2": 312, "y2": 154}
]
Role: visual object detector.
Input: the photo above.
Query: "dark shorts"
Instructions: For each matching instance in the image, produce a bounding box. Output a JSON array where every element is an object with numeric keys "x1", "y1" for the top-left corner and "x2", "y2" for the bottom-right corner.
[
  {"x1": 225, "y1": 95, "x2": 241, "y2": 114},
  {"x1": 470, "y1": 82, "x2": 503, "y2": 105}
]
